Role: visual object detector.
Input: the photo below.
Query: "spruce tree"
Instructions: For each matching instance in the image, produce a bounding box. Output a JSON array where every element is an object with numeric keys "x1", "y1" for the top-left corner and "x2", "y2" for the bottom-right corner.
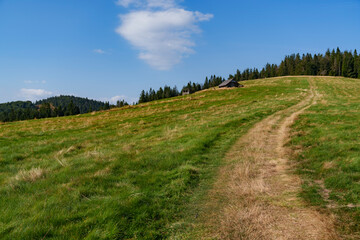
[
  {"x1": 204, "y1": 77, "x2": 209, "y2": 89},
  {"x1": 354, "y1": 49, "x2": 360, "y2": 78}
]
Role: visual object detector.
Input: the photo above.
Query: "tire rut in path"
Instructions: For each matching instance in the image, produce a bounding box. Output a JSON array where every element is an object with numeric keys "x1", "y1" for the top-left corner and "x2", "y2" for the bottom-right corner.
[{"x1": 205, "y1": 78, "x2": 339, "y2": 240}]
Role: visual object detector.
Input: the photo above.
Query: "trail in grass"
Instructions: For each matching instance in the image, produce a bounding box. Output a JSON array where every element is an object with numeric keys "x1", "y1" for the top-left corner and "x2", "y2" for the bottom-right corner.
[{"x1": 204, "y1": 78, "x2": 339, "y2": 239}]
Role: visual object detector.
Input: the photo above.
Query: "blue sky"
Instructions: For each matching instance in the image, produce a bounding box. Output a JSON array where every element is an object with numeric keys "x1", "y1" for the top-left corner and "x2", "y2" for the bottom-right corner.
[{"x1": 1, "y1": 0, "x2": 359, "y2": 104}]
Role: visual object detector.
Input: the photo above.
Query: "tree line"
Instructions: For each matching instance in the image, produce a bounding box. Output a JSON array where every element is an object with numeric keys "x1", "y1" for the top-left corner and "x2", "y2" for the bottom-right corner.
[
  {"x1": 138, "y1": 75, "x2": 225, "y2": 103},
  {"x1": 0, "y1": 96, "x2": 129, "y2": 122},
  {"x1": 138, "y1": 48, "x2": 360, "y2": 103},
  {"x1": 231, "y1": 48, "x2": 360, "y2": 81},
  {"x1": 139, "y1": 86, "x2": 180, "y2": 103},
  {"x1": 36, "y1": 95, "x2": 106, "y2": 114}
]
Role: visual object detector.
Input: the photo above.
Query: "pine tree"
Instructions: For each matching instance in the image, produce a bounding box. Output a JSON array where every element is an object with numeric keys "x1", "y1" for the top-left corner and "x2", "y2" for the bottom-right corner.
[
  {"x1": 204, "y1": 77, "x2": 209, "y2": 89},
  {"x1": 342, "y1": 51, "x2": 355, "y2": 78},
  {"x1": 139, "y1": 90, "x2": 146, "y2": 103},
  {"x1": 74, "y1": 106, "x2": 81, "y2": 114},
  {"x1": 335, "y1": 47, "x2": 342, "y2": 76},
  {"x1": 354, "y1": 49, "x2": 360, "y2": 78},
  {"x1": 9, "y1": 108, "x2": 16, "y2": 121},
  {"x1": 104, "y1": 102, "x2": 110, "y2": 110},
  {"x1": 278, "y1": 59, "x2": 288, "y2": 76},
  {"x1": 312, "y1": 54, "x2": 320, "y2": 75},
  {"x1": 294, "y1": 54, "x2": 303, "y2": 75},
  {"x1": 236, "y1": 69, "x2": 241, "y2": 81},
  {"x1": 66, "y1": 100, "x2": 75, "y2": 115}
]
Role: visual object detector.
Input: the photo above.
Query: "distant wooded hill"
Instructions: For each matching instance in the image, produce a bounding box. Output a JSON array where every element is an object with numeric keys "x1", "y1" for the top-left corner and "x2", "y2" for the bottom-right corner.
[
  {"x1": 0, "y1": 95, "x2": 127, "y2": 122},
  {"x1": 36, "y1": 95, "x2": 106, "y2": 114}
]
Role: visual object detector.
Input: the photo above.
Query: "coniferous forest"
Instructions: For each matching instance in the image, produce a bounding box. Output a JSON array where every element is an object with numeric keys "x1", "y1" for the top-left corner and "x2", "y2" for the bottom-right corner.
[
  {"x1": 0, "y1": 96, "x2": 129, "y2": 122},
  {"x1": 36, "y1": 96, "x2": 106, "y2": 114},
  {"x1": 138, "y1": 75, "x2": 225, "y2": 103},
  {"x1": 1, "y1": 48, "x2": 359, "y2": 123},
  {"x1": 232, "y1": 48, "x2": 360, "y2": 81}
]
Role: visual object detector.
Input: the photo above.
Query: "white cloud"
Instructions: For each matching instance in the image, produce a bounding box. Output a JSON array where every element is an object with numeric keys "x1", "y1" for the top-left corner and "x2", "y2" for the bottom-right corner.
[
  {"x1": 110, "y1": 95, "x2": 125, "y2": 104},
  {"x1": 93, "y1": 49, "x2": 106, "y2": 54},
  {"x1": 24, "y1": 80, "x2": 47, "y2": 84},
  {"x1": 101, "y1": 95, "x2": 137, "y2": 104},
  {"x1": 109, "y1": 95, "x2": 137, "y2": 104},
  {"x1": 147, "y1": 0, "x2": 177, "y2": 9},
  {"x1": 116, "y1": 0, "x2": 139, "y2": 7},
  {"x1": 116, "y1": 0, "x2": 177, "y2": 8},
  {"x1": 116, "y1": 0, "x2": 213, "y2": 70},
  {"x1": 19, "y1": 88, "x2": 53, "y2": 101}
]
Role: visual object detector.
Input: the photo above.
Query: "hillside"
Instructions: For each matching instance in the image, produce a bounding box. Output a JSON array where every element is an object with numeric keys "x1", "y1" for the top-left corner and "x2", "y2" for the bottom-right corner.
[
  {"x1": 36, "y1": 95, "x2": 106, "y2": 114},
  {"x1": 0, "y1": 96, "x2": 107, "y2": 122},
  {"x1": 0, "y1": 101, "x2": 36, "y2": 113},
  {"x1": 1, "y1": 76, "x2": 360, "y2": 239}
]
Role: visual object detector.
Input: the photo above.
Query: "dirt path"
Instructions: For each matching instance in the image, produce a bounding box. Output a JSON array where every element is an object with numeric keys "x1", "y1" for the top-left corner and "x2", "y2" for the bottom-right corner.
[{"x1": 204, "y1": 78, "x2": 339, "y2": 239}]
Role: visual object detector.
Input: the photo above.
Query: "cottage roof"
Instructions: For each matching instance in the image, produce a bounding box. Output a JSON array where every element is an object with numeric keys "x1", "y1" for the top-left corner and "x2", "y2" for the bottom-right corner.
[{"x1": 219, "y1": 78, "x2": 237, "y2": 87}]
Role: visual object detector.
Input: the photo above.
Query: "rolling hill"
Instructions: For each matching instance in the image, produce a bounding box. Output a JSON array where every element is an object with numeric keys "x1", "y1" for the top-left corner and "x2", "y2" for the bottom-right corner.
[
  {"x1": 1, "y1": 76, "x2": 360, "y2": 239},
  {"x1": 0, "y1": 96, "x2": 107, "y2": 122},
  {"x1": 36, "y1": 95, "x2": 107, "y2": 113}
]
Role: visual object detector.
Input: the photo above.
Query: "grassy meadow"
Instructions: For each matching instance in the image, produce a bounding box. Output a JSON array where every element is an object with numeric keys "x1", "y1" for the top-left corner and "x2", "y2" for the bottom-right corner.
[
  {"x1": 0, "y1": 77, "x2": 309, "y2": 239},
  {"x1": 290, "y1": 77, "x2": 360, "y2": 237}
]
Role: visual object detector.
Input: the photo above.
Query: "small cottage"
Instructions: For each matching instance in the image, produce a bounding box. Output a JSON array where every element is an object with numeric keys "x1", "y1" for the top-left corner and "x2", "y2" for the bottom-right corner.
[
  {"x1": 182, "y1": 89, "x2": 190, "y2": 96},
  {"x1": 218, "y1": 78, "x2": 243, "y2": 88}
]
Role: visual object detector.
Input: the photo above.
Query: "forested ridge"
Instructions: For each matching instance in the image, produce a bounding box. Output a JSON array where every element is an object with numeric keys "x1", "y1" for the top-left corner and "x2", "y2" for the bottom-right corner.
[
  {"x1": 36, "y1": 95, "x2": 106, "y2": 114},
  {"x1": 0, "y1": 96, "x2": 129, "y2": 122},
  {"x1": 232, "y1": 47, "x2": 360, "y2": 81}
]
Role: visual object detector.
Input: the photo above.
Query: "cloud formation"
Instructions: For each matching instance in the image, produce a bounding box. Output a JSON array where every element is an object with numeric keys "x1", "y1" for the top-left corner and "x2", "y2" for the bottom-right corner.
[
  {"x1": 24, "y1": 80, "x2": 46, "y2": 84},
  {"x1": 112, "y1": 95, "x2": 137, "y2": 104},
  {"x1": 93, "y1": 49, "x2": 106, "y2": 54},
  {"x1": 116, "y1": 0, "x2": 213, "y2": 70},
  {"x1": 100, "y1": 95, "x2": 137, "y2": 105},
  {"x1": 19, "y1": 88, "x2": 53, "y2": 101},
  {"x1": 117, "y1": 0, "x2": 177, "y2": 9}
]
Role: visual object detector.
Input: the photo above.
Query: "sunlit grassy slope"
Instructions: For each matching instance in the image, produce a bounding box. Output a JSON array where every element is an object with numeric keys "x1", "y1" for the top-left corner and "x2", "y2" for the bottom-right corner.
[
  {"x1": 1, "y1": 77, "x2": 309, "y2": 239},
  {"x1": 290, "y1": 77, "x2": 360, "y2": 236}
]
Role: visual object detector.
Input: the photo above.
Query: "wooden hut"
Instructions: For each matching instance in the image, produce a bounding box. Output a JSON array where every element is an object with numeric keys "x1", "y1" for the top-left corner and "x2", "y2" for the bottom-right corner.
[
  {"x1": 182, "y1": 89, "x2": 190, "y2": 96},
  {"x1": 218, "y1": 78, "x2": 243, "y2": 88}
]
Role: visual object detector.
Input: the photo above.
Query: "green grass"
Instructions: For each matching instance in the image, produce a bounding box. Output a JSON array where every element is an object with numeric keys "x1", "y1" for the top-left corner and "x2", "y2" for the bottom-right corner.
[
  {"x1": 0, "y1": 77, "x2": 308, "y2": 239},
  {"x1": 289, "y1": 77, "x2": 360, "y2": 236}
]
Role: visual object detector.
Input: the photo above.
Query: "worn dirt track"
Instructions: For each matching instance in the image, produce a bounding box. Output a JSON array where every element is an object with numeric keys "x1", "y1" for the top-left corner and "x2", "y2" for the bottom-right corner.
[{"x1": 205, "y1": 78, "x2": 339, "y2": 239}]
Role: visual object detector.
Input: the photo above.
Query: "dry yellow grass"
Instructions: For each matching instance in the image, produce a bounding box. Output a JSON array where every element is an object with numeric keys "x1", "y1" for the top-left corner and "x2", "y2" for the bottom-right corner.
[
  {"x1": 94, "y1": 167, "x2": 111, "y2": 177},
  {"x1": 14, "y1": 167, "x2": 45, "y2": 183},
  {"x1": 200, "y1": 78, "x2": 339, "y2": 240},
  {"x1": 322, "y1": 161, "x2": 337, "y2": 170}
]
